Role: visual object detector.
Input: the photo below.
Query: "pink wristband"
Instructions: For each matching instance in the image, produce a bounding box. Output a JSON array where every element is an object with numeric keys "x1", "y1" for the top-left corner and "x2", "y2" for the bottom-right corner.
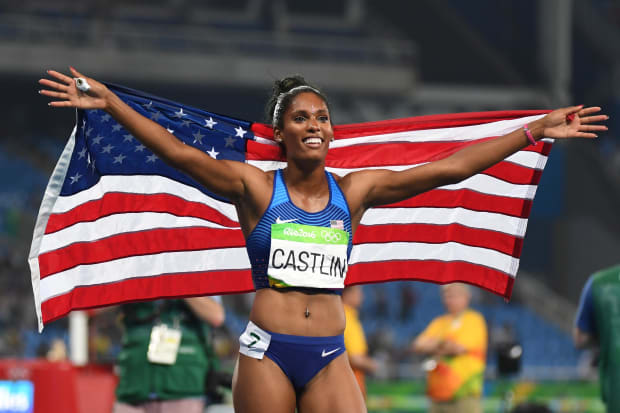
[{"x1": 523, "y1": 124, "x2": 536, "y2": 146}]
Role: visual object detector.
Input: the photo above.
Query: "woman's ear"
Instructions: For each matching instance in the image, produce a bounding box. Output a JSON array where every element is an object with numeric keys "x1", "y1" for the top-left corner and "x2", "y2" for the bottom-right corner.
[{"x1": 274, "y1": 128, "x2": 283, "y2": 143}]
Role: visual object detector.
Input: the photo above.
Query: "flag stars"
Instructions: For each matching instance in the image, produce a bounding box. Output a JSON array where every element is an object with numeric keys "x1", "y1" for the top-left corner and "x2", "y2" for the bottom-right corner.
[
  {"x1": 146, "y1": 154, "x2": 158, "y2": 163},
  {"x1": 224, "y1": 136, "x2": 236, "y2": 148},
  {"x1": 113, "y1": 154, "x2": 127, "y2": 164},
  {"x1": 204, "y1": 117, "x2": 217, "y2": 129},
  {"x1": 207, "y1": 147, "x2": 219, "y2": 159},
  {"x1": 181, "y1": 120, "x2": 191, "y2": 128},
  {"x1": 135, "y1": 144, "x2": 146, "y2": 152},
  {"x1": 92, "y1": 135, "x2": 104, "y2": 145},
  {"x1": 81, "y1": 119, "x2": 86, "y2": 130},
  {"x1": 123, "y1": 134, "x2": 134, "y2": 142},
  {"x1": 235, "y1": 126, "x2": 247, "y2": 138},
  {"x1": 77, "y1": 147, "x2": 87, "y2": 159},
  {"x1": 151, "y1": 111, "x2": 162, "y2": 121},
  {"x1": 85, "y1": 127, "x2": 93, "y2": 137},
  {"x1": 173, "y1": 108, "x2": 187, "y2": 118},
  {"x1": 101, "y1": 144, "x2": 114, "y2": 154},
  {"x1": 143, "y1": 101, "x2": 153, "y2": 110},
  {"x1": 100, "y1": 113, "x2": 112, "y2": 122},
  {"x1": 69, "y1": 172, "x2": 82, "y2": 184},
  {"x1": 112, "y1": 124, "x2": 123, "y2": 132},
  {"x1": 192, "y1": 130, "x2": 205, "y2": 144}
]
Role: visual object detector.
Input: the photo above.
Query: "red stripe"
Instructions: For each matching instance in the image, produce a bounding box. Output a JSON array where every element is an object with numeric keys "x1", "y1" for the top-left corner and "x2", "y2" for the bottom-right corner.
[
  {"x1": 346, "y1": 260, "x2": 513, "y2": 299},
  {"x1": 41, "y1": 269, "x2": 254, "y2": 324},
  {"x1": 354, "y1": 223, "x2": 523, "y2": 258},
  {"x1": 39, "y1": 227, "x2": 246, "y2": 278},
  {"x1": 382, "y1": 189, "x2": 532, "y2": 218},
  {"x1": 45, "y1": 192, "x2": 238, "y2": 234}
]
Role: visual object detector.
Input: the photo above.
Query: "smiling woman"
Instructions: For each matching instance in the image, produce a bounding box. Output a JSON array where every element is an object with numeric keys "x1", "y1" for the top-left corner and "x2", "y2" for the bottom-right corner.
[{"x1": 39, "y1": 67, "x2": 607, "y2": 413}]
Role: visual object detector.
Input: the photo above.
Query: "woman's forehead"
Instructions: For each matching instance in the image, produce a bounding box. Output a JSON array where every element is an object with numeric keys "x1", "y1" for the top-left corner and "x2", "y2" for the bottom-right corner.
[{"x1": 288, "y1": 92, "x2": 328, "y2": 112}]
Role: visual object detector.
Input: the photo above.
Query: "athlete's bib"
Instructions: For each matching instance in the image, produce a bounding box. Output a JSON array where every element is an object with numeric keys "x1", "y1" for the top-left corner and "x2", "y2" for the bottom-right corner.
[{"x1": 268, "y1": 223, "x2": 349, "y2": 289}]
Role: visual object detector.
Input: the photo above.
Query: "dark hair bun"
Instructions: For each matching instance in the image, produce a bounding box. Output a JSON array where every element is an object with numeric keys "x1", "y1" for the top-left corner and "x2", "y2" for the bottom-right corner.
[{"x1": 273, "y1": 75, "x2": 308, "y2": 95}]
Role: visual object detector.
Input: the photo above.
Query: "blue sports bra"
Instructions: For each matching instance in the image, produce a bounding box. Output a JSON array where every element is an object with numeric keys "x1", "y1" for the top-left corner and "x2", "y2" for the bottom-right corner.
[{"x1": 245, "y1": 169, "x2": 353, "y2": 291}]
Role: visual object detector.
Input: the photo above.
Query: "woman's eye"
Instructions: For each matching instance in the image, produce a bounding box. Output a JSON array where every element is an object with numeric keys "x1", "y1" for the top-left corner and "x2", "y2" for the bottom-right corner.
[
  {"x1": 318, "y1": 116, "x2": 329, "y2": 122},
  {"x1": 294, "y1": 116, "x2": 306, "y2": 122}
]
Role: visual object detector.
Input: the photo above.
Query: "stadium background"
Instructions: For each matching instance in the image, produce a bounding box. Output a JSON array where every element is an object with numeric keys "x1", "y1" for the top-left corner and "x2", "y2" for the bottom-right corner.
[{"x1": 0, "y1": 0, "x2": 619, "y2": 412}]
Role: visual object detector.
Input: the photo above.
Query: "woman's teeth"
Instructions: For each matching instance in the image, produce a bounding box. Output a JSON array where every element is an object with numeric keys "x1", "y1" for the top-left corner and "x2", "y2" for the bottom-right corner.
[{"x1": 303, "y1": 138, "x2": 322, "y2": 144}]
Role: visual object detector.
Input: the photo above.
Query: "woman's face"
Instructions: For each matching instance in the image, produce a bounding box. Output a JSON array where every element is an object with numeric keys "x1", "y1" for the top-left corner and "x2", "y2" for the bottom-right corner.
[{"x1": 274, "y1": 92, "x2": 334, "y2": 162}]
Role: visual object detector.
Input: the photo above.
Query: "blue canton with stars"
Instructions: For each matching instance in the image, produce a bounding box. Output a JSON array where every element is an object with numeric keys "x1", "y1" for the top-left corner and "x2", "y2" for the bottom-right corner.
[{"x1": 62, "y1": 83, "x2": 252, "y2": 202}]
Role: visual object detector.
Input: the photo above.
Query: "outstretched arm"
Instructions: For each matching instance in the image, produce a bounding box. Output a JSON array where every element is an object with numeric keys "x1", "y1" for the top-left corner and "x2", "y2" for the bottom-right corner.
[
  {"x1": 39, "y1": 67, "x2": 266, "y2": 203},
  {"x1": 343, "y1": 106, "x2": 608, "y2": 218}
]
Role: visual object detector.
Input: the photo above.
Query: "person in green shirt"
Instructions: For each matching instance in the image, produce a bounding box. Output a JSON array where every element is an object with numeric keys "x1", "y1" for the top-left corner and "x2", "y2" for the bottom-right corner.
[
  {"x1": 113, "y1": 297, "x2": 224, "y2": 413},
  {"x1": 574, "y1": 264, "x2": 620, "y2": 413}
]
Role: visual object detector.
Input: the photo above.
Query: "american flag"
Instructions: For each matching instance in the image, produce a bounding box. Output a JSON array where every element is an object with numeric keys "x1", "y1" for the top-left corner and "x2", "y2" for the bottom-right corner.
[{"x1": 28, "y1": 83, "x2": 551, "y2": 330}]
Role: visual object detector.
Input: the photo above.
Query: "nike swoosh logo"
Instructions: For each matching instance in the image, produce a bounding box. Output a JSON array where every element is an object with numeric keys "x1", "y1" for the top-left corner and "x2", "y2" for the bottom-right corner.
[
  {"x1": 275, "y1": 217, "x2": 298, "y2": 224},
  {"x1": 321, "y1": 348, "x2": 341, "y2": 358}
]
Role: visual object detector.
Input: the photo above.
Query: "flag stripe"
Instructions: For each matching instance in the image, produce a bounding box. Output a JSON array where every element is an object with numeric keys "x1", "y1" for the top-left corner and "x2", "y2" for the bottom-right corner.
[
  {"x1": 376, "y1": 190, "x2": 532, "y2": 218},
  {"x1": 50, "y1": 175, "x2": 237, "y2": 218},
  {"x1": 39, "y1": 211, "x2": 236, "y2": 255},
  {"x1": 39, "y1": 247, "x2": 250, "y2": 303},
  {"x1": 349, "y1": 241, "x2": 519, "y2": 275},
  {"x1": 353, "y1": 223, "x2": 524, "y2": 258},
  {"x1": 45, "y1": 192, "x2": 239, "y2": 234},
  {"x1": 40, "y1": 269, "x2": 254, "y2": 324},
  {"x1": 39, "y1": 227, "x2": 246, "y2": 278},
  {"x1": 346, "y1": 260, "x2": 514, "y2": 298}
]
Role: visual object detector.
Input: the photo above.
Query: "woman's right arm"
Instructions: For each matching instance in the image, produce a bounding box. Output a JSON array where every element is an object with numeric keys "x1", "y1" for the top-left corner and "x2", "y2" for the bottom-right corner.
[{"x1": 39, "y1": 67, "x2": 264, "y2": 203}]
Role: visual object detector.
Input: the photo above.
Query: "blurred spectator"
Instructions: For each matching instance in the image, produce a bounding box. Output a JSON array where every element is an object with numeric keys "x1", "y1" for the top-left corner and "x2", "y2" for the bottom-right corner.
[
  {"x1": 510, "y1": 402, "x2": 552, "y2": 413},
  {"x1": 46, "y1": 338, "x2": 67, "y2": 362},
  {"x1": 342, "y1": 285, "x2": 378, "y2": 399},
  {"x1": 113, "y1": 297, "x2": 225, "y2": 413},
  {"x1": 399, "y1": 283, "x2": 417, "y2": 321},
  {"x1": 411, "y1": 283, "x2": 487, "y2": 413},
  {"x1": 574, "y1": 264, "x2": 620, "y2": 413},
  {"x1": 373, "y1": 286, "x2": 388, "y2": 318}
]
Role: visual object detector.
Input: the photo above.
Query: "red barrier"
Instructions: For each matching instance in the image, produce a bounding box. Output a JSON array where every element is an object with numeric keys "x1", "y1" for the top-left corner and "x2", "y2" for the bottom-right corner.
[{"x1": 0, "y1": 359, "x2": 117, "y2": 413}]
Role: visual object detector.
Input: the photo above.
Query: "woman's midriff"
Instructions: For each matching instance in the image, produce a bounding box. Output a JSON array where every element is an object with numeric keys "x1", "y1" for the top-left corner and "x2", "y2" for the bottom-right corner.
[{"x1": 249, "y1": 288, "x2": 345, "y2": 336}]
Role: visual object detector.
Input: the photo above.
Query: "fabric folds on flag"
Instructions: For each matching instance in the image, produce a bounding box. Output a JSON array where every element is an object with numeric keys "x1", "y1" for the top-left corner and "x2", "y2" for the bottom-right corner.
[{"x1": 28, "y1": 83, "x2": 551, "y2": 330}]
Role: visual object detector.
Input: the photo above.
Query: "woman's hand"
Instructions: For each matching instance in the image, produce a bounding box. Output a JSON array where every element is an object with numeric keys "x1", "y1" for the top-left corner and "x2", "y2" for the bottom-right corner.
[
  {"x1": 39, "y1": 67, "x2": 111, "y2": 110},
  {"x1": 541, "y1": 105, "x2": 608, "y2": 139}
]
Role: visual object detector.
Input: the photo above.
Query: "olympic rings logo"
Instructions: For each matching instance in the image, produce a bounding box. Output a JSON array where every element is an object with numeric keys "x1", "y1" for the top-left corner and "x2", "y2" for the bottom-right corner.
[{"x1": 321, "y1": 230, "x2": 342, "y2": 243}]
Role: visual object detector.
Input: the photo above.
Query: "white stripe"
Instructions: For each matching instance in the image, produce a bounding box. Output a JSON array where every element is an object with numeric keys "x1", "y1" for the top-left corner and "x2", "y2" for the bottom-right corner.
[
  {"x1": 253, "y1": 114, "x2": 546, "y2": 146},
  {"x1": 39, "y1": 212, "x2": 239, "y2": 254},
  {"x1": 52, "y1": 175, "x2": 238, "y2": 219},
  {"x1": 349, "y1": 241, "x2": 519, "y2": 276},
  {"x1": 361, "y1": 207, "x2": 527, "y2": 237},
  {"x1": 248, "y1": 161, "x2": 538, "y2": 200},
  {"x1": 28, "y1": 126, "x2": 77, "y2": 331},
  {"x1": 39, "y1": 247, "x2": 250, "y2": 303}
]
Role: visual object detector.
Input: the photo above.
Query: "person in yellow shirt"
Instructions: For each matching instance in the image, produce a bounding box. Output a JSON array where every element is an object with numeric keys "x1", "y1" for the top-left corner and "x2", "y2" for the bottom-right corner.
[
  {"x1": 343, "y1": 285, "x2": 378, "y2": 399},
  {"x1": 412, "y1": 283, "x2": 487, "y2": 413}
]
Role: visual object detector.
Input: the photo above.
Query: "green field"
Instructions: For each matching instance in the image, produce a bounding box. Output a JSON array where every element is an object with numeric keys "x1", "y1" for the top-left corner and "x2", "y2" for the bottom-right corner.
[{"x1": 367, "y1": 379, "x2": 605, "y2": 413}]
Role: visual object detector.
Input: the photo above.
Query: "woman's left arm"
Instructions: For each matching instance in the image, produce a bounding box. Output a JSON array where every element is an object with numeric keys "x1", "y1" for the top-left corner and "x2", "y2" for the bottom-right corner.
[{"x1": 345, "y1": 105, "x2": 607, "y2": 214}]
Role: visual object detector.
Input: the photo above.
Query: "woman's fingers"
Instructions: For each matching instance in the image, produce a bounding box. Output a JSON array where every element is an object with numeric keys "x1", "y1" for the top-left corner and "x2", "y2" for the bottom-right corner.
[
  {"x1": 46, "y1": 69, "x2": 74, "y2": 84},
  {"x1": 579, "y1": 124, "x2": 608, "y2": 132},
  {"x1": 577, "y1": 106, "x2": 602, "y2": 116},
  {"x1": 580, "y1": 114, "x2": 609, "y2": 124},
  {"x1": 39, "y1": 89, "x2": 69, "y2": 100},
  {"x1": 38, "y1": 78, "x2": 69, "y2": 92},
  {"x1": 49, "y1": 100, "x2": 77, "y2": 108},
  {"x1": 69, "y1": 66, "x2": 85, "y2": 78}
]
